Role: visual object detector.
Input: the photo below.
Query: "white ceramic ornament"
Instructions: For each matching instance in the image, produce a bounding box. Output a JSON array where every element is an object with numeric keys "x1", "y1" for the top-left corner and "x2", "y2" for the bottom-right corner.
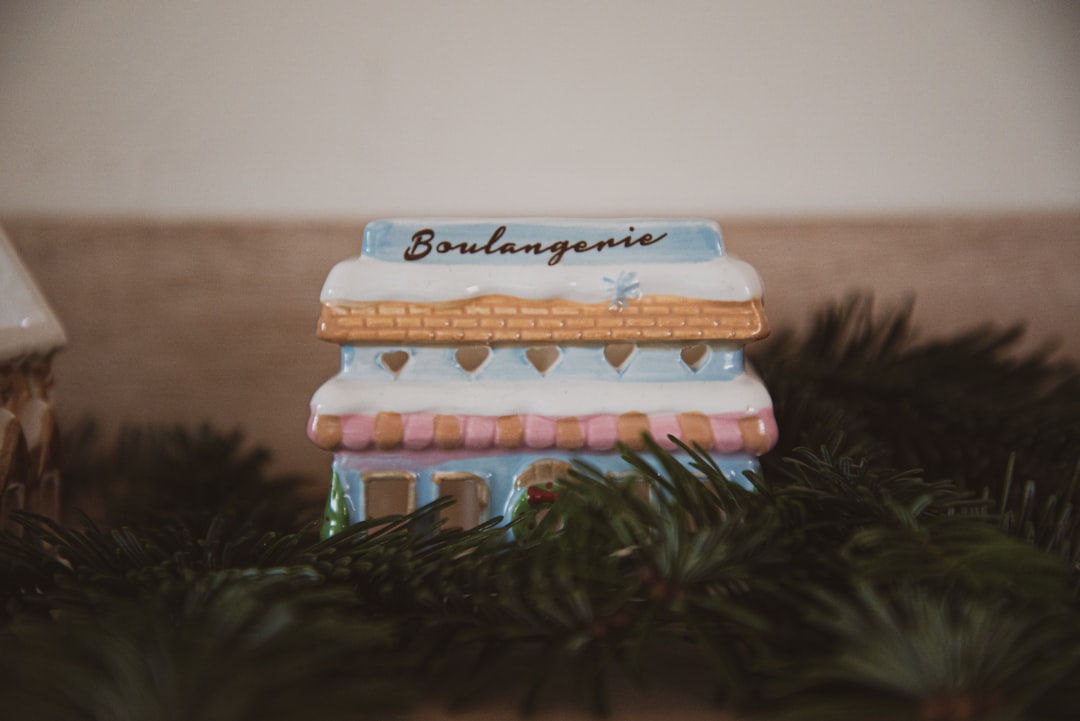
[
  {"x1": 308, "y1": 219, "x2": 776, "y2": 536},
  {"x1": 0, "y1": 227, "x2": 66, "y2": 531}
]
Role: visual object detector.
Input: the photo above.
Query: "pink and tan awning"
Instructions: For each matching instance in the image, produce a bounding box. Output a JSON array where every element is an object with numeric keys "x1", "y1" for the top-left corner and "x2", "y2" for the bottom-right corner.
[{"x1": 308, "y1": 409, "x2": 777, "y2": 456}]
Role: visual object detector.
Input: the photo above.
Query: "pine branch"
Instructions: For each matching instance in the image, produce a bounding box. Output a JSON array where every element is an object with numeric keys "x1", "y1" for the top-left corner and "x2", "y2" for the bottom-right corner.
[
  {"x1": 754, "y1": 294, "x2": 1080, "y2": 492},
  {"x1": 0, "y1": 571, "x2": 412, "y2": 721},
  {"x1": 770, "y1": 583, "x2": 1080, "y2": 721},
  {"x1": 1, "y1": 294, "x2": 1077, "y2": 717},
  {"x1": 61, "y1": 420, "x2": 319, "y2": 532}
]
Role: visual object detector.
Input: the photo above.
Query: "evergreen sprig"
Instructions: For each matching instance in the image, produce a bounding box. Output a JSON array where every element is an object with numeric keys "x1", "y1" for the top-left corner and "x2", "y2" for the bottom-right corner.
[
  {"x1": 754, "y1": 295, "x2": 1080, "y2": 490},
  {"x1": 775, "y1": 583, "x2": 1080, "y2": 721},
  {"x1": 1, "y1": 295, "x2": 1078, "y2": 719}
]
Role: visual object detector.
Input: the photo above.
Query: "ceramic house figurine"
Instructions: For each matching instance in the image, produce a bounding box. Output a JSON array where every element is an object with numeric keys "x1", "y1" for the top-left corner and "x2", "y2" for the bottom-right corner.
[
  {"x1": 308, "y1": 219, "x2": 776, "y2": 535},
  {"x1": 0, "y1": 227, "x2": 66, "y2": 532}
]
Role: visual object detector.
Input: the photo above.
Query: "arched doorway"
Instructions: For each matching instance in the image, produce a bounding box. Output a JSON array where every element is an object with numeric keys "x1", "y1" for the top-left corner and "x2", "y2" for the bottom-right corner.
[
  {"x1": 510, "y1": 459, "x2": 571, "y2": 539},
  {"x1": 515, "y1": 459, "x2": 571, "y2": 489}
]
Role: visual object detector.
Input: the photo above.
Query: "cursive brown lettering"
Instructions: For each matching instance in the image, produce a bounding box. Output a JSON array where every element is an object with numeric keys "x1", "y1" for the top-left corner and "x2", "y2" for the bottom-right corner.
[
  {"x1": 403, "y1": 229, "x2": 435, "y2": 260},
  {"x1": 401, "y1": 226, "x2": 668, "y2": 264},
  {"x1": 481, "y1": 225, "x2": 508, "y2": 254}
]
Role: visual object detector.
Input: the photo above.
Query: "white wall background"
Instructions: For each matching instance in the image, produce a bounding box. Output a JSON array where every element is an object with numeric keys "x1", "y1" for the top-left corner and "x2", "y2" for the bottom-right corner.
[{"x1": 2, "y1": 1, "x2": 1078, "y2": 218}]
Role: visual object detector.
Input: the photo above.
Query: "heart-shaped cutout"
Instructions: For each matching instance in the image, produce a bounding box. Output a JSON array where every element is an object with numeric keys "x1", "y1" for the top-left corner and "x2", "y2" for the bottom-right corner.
[
  {"x1": 680, "y1": 344, "x2": 710, "y2": 372},
  {"x1": 455, "y1": 346, "x2": 492, "y2": 374},
  {"x1": 380, "y1": 350, "x2": 410, "y2": 376},
  {"x1": 525, "y1": 346, "x2": 562, "y2": 375},
  {"x1": 603, "y1": 343, "x2": 636, "y2": 372}
]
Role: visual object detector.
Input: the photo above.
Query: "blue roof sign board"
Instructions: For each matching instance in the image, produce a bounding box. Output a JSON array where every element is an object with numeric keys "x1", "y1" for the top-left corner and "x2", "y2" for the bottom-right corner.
[{"x1": 362, "y1": 219, "x2": 725, "y2": 266}]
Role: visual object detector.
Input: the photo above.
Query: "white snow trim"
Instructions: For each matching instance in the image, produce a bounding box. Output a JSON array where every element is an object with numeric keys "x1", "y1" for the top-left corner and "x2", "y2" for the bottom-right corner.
[
  {"x1": 311, "y1": 373, "x2": 774, "y2": 417},
  {"x1": 321, "y1": 255, "x2": 763, "y2": 304}
]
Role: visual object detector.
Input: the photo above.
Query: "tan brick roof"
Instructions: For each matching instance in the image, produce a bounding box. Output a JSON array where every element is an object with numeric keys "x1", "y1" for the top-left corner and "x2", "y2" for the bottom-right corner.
[{"x1": 318, "y1": 294, "x2": 768, "y2": 344}]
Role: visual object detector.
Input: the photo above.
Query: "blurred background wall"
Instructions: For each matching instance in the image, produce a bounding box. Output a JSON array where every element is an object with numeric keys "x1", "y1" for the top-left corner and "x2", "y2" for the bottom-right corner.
[
  {"x1": 2, "y1": 1, "x2": 1078, "y2": 216},
  {"x1": 1, "y1": 2, "x2": 1078, "y2": 482}
]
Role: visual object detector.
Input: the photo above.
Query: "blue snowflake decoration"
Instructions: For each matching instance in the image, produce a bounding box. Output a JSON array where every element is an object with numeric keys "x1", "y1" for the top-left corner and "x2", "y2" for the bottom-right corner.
[{"x1": 603, "y1": 271, "x2": 641, "y2": 310}]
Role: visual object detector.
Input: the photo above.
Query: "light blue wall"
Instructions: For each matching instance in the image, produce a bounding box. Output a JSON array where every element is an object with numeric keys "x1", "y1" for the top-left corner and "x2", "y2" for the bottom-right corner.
[
  {"x1": 333, "y1": 448, "x2": 758, "y2": 529},
  {"x1": 341, "y1": 343, "x2": 744, "y2": 383}
]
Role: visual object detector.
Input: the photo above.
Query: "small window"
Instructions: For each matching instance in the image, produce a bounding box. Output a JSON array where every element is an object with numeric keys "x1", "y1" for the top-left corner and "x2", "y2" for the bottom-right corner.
[
  {"x1": 525, "y1": 346, "x2": 562, "y2": 375},
  {"x1": 379, "y1": 350, "x2": 411, "y2": 377},
  {"x1": 680, "y1": 344, "x2": 711, "y2": 373},
  {"x1": 603, "y1": 343, "x2": 637, "y2": 373},
  {"x1": 455, "y1": 346, "x2": 492, "y2": 375},
  {"x1": 362, "y1": 471, "x2": 416, "y2": 518},
  {"x1": 433, "y1": 472, "x2": 489, "y2": 530}
]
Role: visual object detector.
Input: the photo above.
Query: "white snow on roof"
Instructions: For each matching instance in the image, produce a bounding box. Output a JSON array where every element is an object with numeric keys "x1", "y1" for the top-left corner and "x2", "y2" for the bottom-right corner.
[{"x1": 0, "y1": 227, "x2": 66, "y2": 360}]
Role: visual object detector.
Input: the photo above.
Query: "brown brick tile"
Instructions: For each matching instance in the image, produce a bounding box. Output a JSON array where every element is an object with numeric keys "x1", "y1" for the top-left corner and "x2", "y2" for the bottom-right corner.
[
  {"x1": 536, "y1": 318, "x2": 567, "y2": 329},
  {"x1": 518, "y1": 329, "x2": 554, "y2": 341}
]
